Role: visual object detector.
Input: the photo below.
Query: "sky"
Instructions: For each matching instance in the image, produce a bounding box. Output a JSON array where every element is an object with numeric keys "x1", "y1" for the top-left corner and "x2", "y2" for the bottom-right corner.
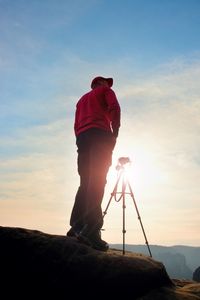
[{"x1": 1, "y1": 0, "x2": 200, "y2": 248}]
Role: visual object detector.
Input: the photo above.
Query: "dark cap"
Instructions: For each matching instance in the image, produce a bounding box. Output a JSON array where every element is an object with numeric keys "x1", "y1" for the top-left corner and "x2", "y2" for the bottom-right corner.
[{"x1": 91, "y1": 76, "x2": 113, "y2": 89}]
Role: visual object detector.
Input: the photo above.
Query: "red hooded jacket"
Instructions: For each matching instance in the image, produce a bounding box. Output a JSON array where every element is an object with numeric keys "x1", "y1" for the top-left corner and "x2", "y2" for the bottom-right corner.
[{"x1": 74, "y1": 85, "x2": 121, "y2": 137}]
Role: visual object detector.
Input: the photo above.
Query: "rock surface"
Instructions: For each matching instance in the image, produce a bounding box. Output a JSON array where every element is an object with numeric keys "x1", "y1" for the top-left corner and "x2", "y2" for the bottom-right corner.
[{"x1": 0, "y1": 226, "x2": 199, "y2": 299}]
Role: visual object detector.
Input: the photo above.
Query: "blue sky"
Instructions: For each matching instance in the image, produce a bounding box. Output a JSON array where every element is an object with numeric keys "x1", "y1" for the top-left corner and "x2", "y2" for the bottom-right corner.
[{"x1": 1, "y1": 0, "x2": 200, "y2": 247}]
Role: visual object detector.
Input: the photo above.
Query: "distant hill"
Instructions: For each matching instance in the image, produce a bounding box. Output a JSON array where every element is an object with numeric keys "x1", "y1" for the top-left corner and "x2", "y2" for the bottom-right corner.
[{"x1": 111, "y1": 244, "x2": 200, "y2": 280}]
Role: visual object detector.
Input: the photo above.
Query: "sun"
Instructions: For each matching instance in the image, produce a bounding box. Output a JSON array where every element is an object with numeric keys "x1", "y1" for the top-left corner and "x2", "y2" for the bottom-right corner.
[{"x1": 108, "y1": 146, "x2": 165, "y2": 191}]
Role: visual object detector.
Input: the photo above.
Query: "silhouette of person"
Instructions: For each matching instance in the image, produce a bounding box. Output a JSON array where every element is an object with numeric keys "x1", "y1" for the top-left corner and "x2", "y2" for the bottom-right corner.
[{"x1": 67, "y1": 76, "x2": 121, "y2": 251}]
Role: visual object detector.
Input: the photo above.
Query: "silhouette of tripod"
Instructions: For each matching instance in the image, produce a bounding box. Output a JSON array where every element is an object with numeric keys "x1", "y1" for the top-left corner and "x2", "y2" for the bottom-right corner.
[{"x1": 103, "y1": 157, "x2": 152, "y2": 257}]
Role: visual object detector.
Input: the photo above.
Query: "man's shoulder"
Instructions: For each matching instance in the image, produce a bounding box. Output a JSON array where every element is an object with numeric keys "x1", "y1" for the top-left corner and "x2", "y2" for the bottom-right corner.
[
  {"x1": 77, "y1": 91, "x2": 90, "y2": 103},
  {"x1": 77, "y1": 86, "x2": 115, "y2": 104},
  {"x1": 78, "y1": 87, "x2": 105, "y2": 100}
]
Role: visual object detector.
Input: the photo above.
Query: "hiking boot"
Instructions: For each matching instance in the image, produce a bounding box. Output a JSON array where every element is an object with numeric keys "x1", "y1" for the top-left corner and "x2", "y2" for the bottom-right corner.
[
  {"x1": 77, "y1": 228, "x2": 109, "y2": 251},
  {"x1": 92, "y1": 230, "x2": 108, "y2": 245},
  {"x1": 66, "y1": 227, "x2": 80, "y2": 238},
  {"x1": 89, "y1": 232, "x2": 109, "y2": 251},
  {"x1": 77, "y1": 231, "x2": 93, "y2": 247}
]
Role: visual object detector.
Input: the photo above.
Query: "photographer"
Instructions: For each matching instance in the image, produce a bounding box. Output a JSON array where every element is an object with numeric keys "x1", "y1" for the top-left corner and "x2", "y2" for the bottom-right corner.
[{"x1": 67, "y1": 76, "x2": 121, "y2": 251}]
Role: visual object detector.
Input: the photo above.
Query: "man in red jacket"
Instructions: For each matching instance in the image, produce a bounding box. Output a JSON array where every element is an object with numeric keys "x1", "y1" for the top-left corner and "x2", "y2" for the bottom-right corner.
[{"x1": 67, "y1": 76, "x2": 121, "y2": 251}]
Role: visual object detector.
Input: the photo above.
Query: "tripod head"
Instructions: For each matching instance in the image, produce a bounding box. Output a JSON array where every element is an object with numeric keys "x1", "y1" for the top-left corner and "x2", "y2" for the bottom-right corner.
[{"x1": 116, "y1": 157, "x2": 131, "y2": 171}]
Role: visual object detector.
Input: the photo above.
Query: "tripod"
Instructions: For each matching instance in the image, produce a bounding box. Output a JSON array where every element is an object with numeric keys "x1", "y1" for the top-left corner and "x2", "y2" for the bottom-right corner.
[{"x1": 103, "y1": 157, "x2": 152, "y2": 257}]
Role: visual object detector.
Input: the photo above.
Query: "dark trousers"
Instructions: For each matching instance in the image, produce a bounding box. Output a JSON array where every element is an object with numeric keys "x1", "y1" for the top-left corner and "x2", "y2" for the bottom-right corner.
[{"x1": 70, "y1": 128, "x2": 116, "y2": 234}]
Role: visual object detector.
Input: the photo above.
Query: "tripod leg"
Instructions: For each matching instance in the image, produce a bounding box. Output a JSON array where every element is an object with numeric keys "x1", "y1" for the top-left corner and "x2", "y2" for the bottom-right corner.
[
  {"x1": 122, "y1": 178, "x2": 127, "y2": 255},
  {"x1": 127, "y1": 181, "x2": 152, "y2": 257}
]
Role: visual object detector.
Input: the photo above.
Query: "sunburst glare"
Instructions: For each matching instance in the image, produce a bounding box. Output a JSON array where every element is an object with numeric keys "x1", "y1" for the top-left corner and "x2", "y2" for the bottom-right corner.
[{"x1": 107, "y1": 142, "x2": 168, "y2": 199}]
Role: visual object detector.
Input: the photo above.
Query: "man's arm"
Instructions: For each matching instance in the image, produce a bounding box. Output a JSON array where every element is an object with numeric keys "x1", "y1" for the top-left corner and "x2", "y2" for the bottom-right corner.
[{"x1": 105, "y1": 88, "x2": 121, "y2": 137}]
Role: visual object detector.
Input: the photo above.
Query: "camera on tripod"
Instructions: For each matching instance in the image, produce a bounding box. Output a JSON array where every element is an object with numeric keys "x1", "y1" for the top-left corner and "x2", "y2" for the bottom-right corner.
[
  {"x1": 103, "y1": 155, "x2": 152, "y2": 257},
  {"x1": 118, "y1": 157, "x2": 131, "y2": 165},
  {"x1": 116, "y1": 157, "x2": 131, "y2": 170}
]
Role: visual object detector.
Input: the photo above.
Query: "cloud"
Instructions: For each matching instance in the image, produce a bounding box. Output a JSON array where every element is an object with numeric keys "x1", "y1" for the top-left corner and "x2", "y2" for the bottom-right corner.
[
  {"x1": 0, "y1": 118, "x2": 77, "y2": 211},
  {"x1": 0, "y1": 119, "x2": 78, "y2": 234},
  {"x1": 118, "y1": 56, "x2": 200, "y2": 164}
]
